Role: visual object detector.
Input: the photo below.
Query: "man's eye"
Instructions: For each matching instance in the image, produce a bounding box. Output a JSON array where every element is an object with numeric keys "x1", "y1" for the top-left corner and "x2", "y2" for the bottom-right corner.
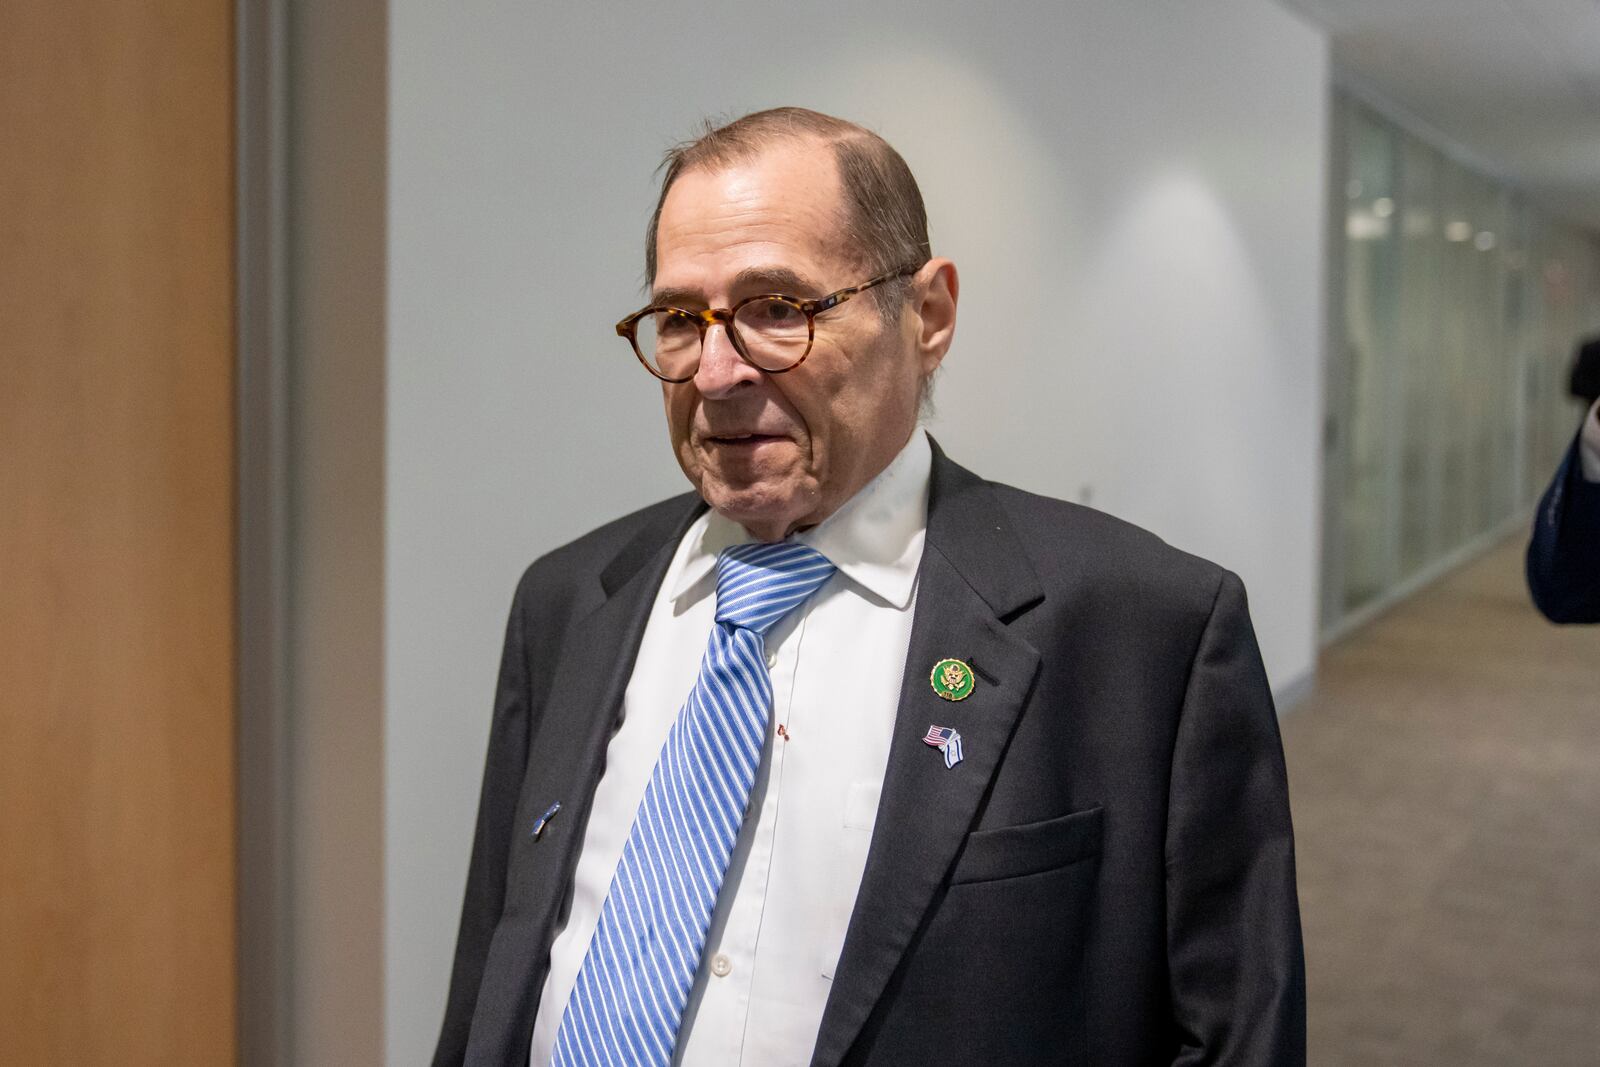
[{"x1": 741, "y1": 299, "x2": 803, "y2": 329}]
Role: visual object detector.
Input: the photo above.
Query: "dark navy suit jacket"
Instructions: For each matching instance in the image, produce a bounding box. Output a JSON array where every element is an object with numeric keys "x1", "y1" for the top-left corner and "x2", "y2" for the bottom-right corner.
[
  {"x1": 1527, "y1": 423, "x2": 1600, "y2": 624},
  {"x1": 434, "y1": 441, "x2": 1305, "y2": 1066}
]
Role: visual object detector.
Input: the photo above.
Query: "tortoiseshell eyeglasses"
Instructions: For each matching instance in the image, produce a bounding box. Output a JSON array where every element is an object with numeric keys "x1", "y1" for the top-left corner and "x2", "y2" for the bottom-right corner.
[{"x1": 614, "y1": 266, "x2": 919, "y2": 383}]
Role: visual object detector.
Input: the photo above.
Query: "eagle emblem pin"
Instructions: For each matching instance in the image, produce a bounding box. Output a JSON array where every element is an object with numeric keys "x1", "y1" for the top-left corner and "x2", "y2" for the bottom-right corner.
[{"x1": 930, "y1": 658, "x2": 976, "y2": 701}]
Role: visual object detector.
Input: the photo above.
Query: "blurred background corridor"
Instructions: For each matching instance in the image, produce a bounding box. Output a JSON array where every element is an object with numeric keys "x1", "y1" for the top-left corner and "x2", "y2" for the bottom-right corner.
[{"x1": 1287, "y1": 538, "x2": 1599, "y2": 1064}]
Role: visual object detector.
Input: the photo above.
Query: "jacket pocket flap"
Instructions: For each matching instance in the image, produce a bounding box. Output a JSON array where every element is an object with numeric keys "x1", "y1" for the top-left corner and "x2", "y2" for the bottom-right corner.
[{"x1": 950, "y1": 804, "x2": 1104, "y2": 885}]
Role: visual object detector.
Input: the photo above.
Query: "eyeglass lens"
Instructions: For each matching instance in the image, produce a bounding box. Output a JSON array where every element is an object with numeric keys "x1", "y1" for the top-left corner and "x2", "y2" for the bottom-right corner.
[{"x1": 635, "y1": 297, "x2": 811, "y2": 379}]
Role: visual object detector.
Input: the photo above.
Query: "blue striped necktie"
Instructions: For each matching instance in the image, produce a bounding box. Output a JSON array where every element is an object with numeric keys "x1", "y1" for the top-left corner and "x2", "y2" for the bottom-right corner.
[{"x1": 551, "y1": 541, "x2": 837, "y2": 1067}]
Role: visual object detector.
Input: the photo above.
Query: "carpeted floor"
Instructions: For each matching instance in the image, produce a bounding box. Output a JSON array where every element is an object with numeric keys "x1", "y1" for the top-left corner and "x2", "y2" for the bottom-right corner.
[{"x1": 1281, "y1": 537, "x2": 1600, "y2": 1065}]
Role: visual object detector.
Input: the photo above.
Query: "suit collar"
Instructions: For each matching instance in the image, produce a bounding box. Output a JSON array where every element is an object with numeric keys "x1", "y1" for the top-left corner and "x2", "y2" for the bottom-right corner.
[
  {"x1": 922, "y1": 435, "x2": 1044, "y2": 619},
  {"x1": 809, "y1": 439, "x2": 1045, "y2": 1067},
  {"x1": 598, "y1": 492, "x2": 707, "y2": 597}
]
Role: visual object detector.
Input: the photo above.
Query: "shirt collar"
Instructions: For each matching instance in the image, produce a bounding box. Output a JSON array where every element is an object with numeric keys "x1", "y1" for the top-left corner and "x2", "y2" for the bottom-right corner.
[{"x1": 666, "y1": 429, "x2": 933, "y2": 610}]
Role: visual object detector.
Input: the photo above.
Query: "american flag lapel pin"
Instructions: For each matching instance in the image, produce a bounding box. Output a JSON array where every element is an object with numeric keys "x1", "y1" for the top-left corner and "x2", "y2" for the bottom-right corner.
[{"x1": 923, "y1": 724, "x2": 964, "y2": 769}]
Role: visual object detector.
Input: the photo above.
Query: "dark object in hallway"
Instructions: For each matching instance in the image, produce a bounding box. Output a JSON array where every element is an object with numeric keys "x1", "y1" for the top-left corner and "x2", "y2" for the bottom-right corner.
[
  {"x1": 1569, "y1": 335, "x2": 1600, "y2": 405},
  {"x1": 1526, "y1": 406, "x2": 1600, "y2": 624}
]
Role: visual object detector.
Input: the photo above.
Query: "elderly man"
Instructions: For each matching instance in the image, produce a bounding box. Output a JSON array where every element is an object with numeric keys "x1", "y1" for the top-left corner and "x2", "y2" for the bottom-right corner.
[{"x1": 434, "y1": 108, "x2": 1304, "y2": 1067}]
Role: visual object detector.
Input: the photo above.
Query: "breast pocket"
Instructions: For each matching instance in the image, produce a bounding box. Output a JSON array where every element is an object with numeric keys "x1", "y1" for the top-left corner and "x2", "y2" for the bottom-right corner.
[
  {"x1": 883, "y1": 804, "x2": 1103, "y2": 1056},
  {"x1": 948, "y1": 804, "x2": 1104, "y2": 885}
]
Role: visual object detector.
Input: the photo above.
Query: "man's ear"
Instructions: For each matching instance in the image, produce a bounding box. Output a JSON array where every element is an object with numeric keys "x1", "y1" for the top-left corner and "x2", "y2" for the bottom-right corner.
[{"x1": 912, "y1": 258, "x2": 959, "y2": 376}]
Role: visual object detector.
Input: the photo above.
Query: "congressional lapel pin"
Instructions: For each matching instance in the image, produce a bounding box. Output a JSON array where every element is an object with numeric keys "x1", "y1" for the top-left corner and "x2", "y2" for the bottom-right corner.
[
  {"x1": 923, "y1": 724, "x2": 965, "y2": 769},
  {"x1": 930, "y1": 657, "x2": 976, "y2": 702},
  {"x1": 532, "y1": 801, "x2": 562, "y2": 840}
]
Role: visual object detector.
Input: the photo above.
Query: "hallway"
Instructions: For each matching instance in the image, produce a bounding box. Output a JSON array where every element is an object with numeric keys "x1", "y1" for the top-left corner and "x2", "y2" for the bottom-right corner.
[{"x1": 1283, "y1": 536, "x2": 1600, "y2": 1064}]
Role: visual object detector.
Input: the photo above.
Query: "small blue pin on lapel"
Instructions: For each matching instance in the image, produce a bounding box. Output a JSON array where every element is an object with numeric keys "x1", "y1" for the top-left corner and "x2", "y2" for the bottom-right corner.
[
  {"x1": 532, "y1": 801, "x2": 562, "y2": 840},
  {"x1": 922, "y1": 725, "x2": 964, "y2": 768}
]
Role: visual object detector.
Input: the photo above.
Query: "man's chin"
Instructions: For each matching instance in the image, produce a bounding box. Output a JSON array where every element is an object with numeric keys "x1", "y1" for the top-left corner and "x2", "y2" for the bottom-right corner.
[{"x1": 702, "y1": 481, "x2": 813, "y2": 541}]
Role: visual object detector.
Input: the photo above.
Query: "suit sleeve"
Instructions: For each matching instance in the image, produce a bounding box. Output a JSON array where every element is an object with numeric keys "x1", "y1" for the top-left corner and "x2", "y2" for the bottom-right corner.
[
  {"x1": 432, "y1": 569, "x2": 538, "y2": 1066},
  {"x1": 1526, "y1": 433, "x2": 1600, "y2": 624},
  {"x1": 1165, "y1": 571, "x2": 1306, "y2": 1066}
]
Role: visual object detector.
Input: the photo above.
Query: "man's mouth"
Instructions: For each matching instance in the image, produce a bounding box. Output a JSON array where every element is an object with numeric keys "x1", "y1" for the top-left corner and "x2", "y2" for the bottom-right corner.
[{"x1": 707, "y1": 433, "x2": 786, "y2": 446}]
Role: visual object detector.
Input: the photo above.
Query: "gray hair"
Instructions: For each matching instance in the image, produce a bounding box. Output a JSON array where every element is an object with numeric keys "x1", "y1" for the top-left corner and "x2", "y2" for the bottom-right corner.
[{"x1": 645, "y1": 107, "x2": 931, "y2": 319}]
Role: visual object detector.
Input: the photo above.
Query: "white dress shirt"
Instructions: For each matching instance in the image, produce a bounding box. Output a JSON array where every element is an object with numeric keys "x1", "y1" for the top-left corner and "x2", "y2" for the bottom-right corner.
[
  {"x1": 1579, "y1": 399, "x2": 1600, "y2": 483},
  {"x1": 530, "y1": 430, "x2": 933, "y2": 1067}
]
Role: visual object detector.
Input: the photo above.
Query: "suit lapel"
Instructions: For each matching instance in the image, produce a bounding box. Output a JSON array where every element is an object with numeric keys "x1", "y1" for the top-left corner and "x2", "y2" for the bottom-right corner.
[
  {"x1": 465, "y1": 494, "x2": 705, "y2": 1065},
  {"x1": 810, "y1": 445, "x2": 1044, "y2": 1067}
]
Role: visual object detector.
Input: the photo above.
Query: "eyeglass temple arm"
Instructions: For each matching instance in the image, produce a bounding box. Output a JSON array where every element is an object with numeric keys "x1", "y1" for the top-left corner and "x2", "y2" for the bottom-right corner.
[{"x1": 807, "y1": 265, "x2": 919, "y2": 313}]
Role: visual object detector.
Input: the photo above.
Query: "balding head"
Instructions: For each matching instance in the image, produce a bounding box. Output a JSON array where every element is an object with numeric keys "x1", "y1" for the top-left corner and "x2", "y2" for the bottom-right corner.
[{"x1": 645, "y1": 108, "x2": 932, "y2": 311}]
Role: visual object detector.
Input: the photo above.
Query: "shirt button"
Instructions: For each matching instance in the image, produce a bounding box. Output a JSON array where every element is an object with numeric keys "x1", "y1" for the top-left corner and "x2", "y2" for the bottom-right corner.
[
  {"x1": 710, "y1": 953, "x2": 732, "y2": 978},
  {"x1": 765, "y1": 651, "x2": 777, "y2": 669}
]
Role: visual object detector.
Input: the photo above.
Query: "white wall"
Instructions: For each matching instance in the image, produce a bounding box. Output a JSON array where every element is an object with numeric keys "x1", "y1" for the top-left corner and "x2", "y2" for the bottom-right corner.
[{"x1": 376, "y1": 0, "x2": 1329, "y2": 1059}]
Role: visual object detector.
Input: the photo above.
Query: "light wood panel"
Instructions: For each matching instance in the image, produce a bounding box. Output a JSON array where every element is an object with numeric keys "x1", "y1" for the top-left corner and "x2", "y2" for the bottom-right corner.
[{"x1": 0, "y1": 1, "x2": 237, "y2": 1063}]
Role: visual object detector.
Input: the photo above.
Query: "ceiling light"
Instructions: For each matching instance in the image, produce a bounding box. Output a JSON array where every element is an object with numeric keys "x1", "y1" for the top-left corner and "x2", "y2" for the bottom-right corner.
[{"x1": 1346, "y1": 212, "x2": 1391, "y2": 240}]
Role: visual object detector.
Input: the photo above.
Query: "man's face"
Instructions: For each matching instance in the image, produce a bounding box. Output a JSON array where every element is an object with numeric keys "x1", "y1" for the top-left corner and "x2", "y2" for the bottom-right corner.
[{"x1": 652, "y1": 142, "x2": 930, "y2": 542}]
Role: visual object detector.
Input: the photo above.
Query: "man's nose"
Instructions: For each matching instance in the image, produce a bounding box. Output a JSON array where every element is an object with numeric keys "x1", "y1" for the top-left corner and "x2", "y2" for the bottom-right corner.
[{"x1": 692, "y1": 322, "x2": 762, "y2": 399}]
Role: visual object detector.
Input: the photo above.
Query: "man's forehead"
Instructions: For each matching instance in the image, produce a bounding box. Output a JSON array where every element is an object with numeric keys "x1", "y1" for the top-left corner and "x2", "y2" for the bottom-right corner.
[
  {"x1": 660, "y1": 146, "x2": 843, "y2": 228},
  {"x1": 684, "y1": 136, "x2": 841, "y2": 199},
  {"x1": 653, "y1": 143, "x2": 852, "y2": 284}
]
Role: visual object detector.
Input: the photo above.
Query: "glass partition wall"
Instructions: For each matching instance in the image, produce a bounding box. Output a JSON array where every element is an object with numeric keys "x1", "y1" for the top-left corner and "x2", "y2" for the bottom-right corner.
[{"x1": 1323, "y1": 93, "x2": 1600, "y2": 635}]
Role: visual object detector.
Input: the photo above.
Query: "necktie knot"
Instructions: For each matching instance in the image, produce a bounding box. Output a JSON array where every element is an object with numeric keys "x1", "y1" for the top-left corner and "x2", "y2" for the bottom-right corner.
[{"x1": 714, "y1": 542, "x2": 836, "y2": 635}]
